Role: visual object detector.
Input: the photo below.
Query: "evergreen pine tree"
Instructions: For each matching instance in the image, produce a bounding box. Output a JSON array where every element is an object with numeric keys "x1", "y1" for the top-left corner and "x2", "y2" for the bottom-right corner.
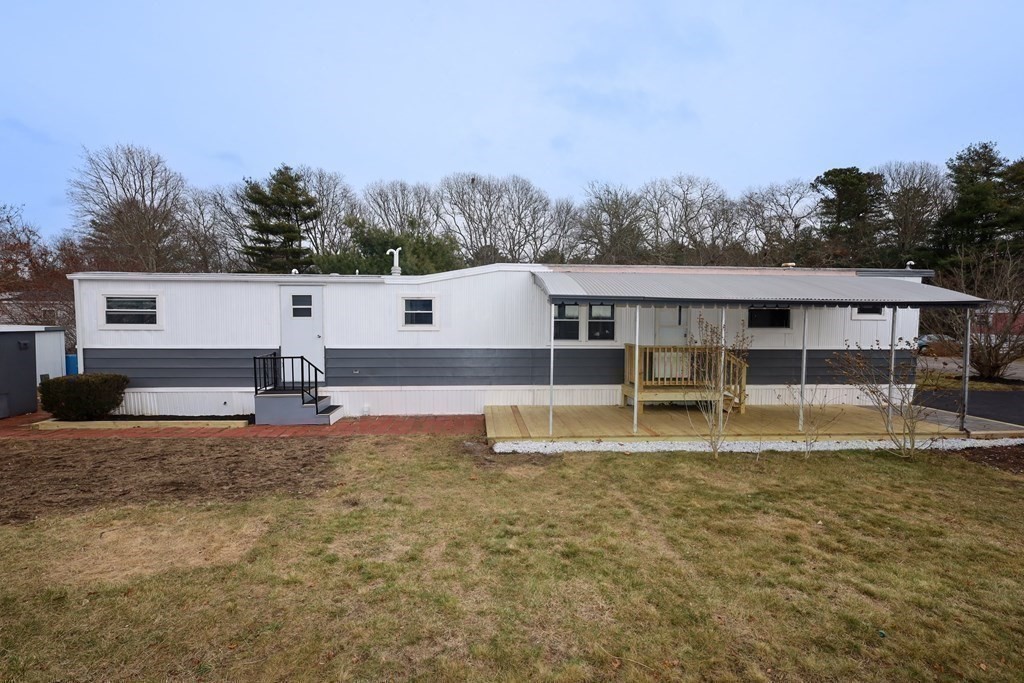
[{"x1": 240, "y1": 165, "x2": 320, "y2": 273}]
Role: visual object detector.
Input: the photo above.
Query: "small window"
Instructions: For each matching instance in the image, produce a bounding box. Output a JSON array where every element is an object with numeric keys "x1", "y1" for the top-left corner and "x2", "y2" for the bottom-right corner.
[
  {"x1": 856, "y1": 304, "x2": 884, "y2": 316},
  {"x1": 292, "y1": 294, "x2": 312, "y2": 318},
  {"x1": 748, "y1": 308, "x2": 790, "y2": 329},
  {"x1": 554, "y1": 304, "x2": 580, "y2": 340},
  {"x1": 588, "y1": 304, "x2": 615, "y2": 340},
  {"x1": 105, "y1": 296, "x2": 157, "y2": 325},
  {"x1": 404, "y1": 298, "x2": 434, "y2": 326}
]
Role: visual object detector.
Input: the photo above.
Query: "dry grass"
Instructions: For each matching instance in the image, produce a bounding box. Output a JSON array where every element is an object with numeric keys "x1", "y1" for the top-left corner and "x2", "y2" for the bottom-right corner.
[
  {"x1": 2, "y1": 436, "x2": 1024, "y2": 681},
  {"x1": 918, "y1": 375, "x2": 1024, "y2": 392}
]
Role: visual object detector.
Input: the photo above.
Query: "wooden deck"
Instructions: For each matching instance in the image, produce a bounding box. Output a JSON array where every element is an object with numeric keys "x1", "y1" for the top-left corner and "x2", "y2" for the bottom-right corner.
[{"x1": 484, "y1": 404, "x2": 1024, "y2": 443}]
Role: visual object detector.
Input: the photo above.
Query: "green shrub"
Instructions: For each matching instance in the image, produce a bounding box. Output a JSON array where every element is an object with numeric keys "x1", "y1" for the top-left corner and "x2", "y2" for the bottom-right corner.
[{"x1": 39, "y1": 373, "x2": 130, "y2": 421}]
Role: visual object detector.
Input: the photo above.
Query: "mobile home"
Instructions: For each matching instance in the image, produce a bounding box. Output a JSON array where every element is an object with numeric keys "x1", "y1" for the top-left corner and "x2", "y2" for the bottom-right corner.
[{"x1": 69, "y1": 264, "x2": 982, "y2": 424}]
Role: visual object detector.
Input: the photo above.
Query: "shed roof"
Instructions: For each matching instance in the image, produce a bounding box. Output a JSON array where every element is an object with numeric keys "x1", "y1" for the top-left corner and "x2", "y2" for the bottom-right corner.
[
  {"x1": 0, "y1": 325, "x2": 64, "y2": 333},
  {"x1": 533, "y1": 270, "x2": 984, "y2": 308}
]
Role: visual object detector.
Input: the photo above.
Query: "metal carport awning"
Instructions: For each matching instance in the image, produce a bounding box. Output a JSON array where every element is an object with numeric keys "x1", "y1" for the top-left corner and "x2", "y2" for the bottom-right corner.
[
  {"x1": 534, "y1": 269, "x2": 988, "y2": 437},
  {"x1": 532, "y1": 270, "x2": 986, "y2": 309}
]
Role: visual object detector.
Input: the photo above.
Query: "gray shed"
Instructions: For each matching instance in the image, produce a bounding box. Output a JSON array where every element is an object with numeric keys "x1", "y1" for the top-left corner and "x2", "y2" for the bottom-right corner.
[{"x1": 0, "y1": 325, "x2": 66, "y2": 419}]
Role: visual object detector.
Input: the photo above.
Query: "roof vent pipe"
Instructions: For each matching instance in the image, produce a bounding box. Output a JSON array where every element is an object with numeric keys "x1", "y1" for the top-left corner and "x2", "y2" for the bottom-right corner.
[
  {"x1": 905, "y1": 260, "x2": 915, "y2": 269},
  {"x1": 291, "y1": 268, "x2": 299, "y2": 275},
  {"x1": 781, "y1": 262, "x2": 796, "y2": 268},
  {"x1": 386, "y1": 247, "x2": 402, "y2": 275}
]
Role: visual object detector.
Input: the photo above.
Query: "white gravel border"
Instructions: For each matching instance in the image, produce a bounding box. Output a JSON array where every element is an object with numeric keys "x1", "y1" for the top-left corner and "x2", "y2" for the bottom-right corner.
[{"x1": 491, "y1": 437, "x2": 1024, "y2": 455}]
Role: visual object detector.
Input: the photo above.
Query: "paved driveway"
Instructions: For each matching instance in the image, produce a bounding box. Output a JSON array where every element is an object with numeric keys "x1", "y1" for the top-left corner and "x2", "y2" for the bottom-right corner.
[{"x1": 916, "y1": 390, "x2": 1024, "y2": 427}]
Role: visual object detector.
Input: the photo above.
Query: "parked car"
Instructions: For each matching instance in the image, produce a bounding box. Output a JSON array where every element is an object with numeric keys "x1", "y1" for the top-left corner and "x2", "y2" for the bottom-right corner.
[{"x1": 917, "y1": 334, "x2": 959, "y2": 356}]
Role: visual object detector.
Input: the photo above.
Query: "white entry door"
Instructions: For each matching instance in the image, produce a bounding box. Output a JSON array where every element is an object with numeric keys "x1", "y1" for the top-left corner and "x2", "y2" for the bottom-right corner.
[
  {"x1": 655, "y1": 305, "x2": 688, "y2": 345},
  {"x1": 652, "y1": 306, "x2": 690, "y2": 381},
  {"x1": 280, "y1": 285, "x2": 325, "y2": 371}
]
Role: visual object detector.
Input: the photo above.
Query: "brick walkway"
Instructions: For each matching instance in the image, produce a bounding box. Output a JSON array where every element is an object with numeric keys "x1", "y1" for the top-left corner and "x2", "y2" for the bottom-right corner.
[{"x1": 0, "y1": 412, "x2": 486, "y2": 440}]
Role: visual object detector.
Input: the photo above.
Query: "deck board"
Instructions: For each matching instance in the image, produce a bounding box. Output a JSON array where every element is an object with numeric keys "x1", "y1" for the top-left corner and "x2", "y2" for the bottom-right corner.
[{"x1": 483, "y1": 404, "x2": 1012, "y2": 443}]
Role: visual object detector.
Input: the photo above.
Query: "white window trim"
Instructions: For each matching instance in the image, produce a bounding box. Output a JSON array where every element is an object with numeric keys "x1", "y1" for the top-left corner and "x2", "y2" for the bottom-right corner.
[
  {"x1": 851, "y1": 305, "x2": 890, "y2": 321},
  {"x1": 399, "y1": 294, "x2": 439, "y2": 331},
  {"x1": 99, "y1": 292, "x2": 164, "y2": 331},
  {"x1": 553, "y1": 304, "x2": 582, "y2": 343},
  {"x1": 586, "y1": 303, "x2": 617, "y2": 342},
  {"x1": 552, "y1": 303, "x2": 623, "y2": 345}
]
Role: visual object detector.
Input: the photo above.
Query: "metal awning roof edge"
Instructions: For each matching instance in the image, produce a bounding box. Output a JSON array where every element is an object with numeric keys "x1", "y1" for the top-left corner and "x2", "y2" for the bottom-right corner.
[
  {"x1": 532, "y1": 271, "x2": 987, "y2": 308},
  {"x1": 543, "y1": 294, "x2": 985, "y2": 308}
]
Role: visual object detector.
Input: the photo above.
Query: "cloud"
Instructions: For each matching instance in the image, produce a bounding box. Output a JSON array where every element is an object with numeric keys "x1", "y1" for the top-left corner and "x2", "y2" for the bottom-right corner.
[
  {"x1": 210, "y1": 150, "x2": 243, "y2": 166},
  {"x1": 1, "y1": 118, "x2": 57, "y2": 146}
]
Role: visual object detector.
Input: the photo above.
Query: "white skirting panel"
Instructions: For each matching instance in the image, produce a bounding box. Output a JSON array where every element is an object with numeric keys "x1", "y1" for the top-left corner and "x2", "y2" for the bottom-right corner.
[
  {"x1": 115, "y1": 388, "x2": 255, "y2": 416},
  {"x1": 748, "y1": 384, "x2": 915, "y2": 407},
  {"x1": 111, "y1": 383, "x2": 911, "y2": 417},
  {"x1": 324, "y1": 385, "x2": 623, "y2": 417}
]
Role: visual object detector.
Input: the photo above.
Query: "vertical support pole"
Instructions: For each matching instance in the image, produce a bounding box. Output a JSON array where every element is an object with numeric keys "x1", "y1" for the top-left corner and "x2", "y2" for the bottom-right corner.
[
  {"x1": 959, "y1": 309, "x2": 972, "y2": 432},
  {"x1": 718, "y1": 307, "x2": 726, "y2": 436},
  {"x1": 799, "y1": 307, "x2": 808, "y2": 432},
  {"x1": 632, "y1": 304, "x2": 641, "y2": 434},
  {"x1": 887, "y1": 307, "x2": 898, "y2": 430},
  {"x1": 549, "y1": 303, "x2": 555, "y2": 437}
]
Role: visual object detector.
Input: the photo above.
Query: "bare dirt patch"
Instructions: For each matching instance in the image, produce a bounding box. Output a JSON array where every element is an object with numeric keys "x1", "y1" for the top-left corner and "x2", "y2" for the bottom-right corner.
[
  {"x1": 958, "y1": 443, "x2": 1024, "y2": 475},
  {"x1": 45, "y1": 514, "x2": 269, "y2": 585},
  {"x1": 0, "y1": 438, "x2": 336, "y2": 523}
]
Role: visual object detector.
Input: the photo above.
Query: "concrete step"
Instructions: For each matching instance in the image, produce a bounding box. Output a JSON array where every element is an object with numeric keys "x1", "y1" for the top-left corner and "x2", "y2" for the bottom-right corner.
[
  {"x1": 317, "y1": 404, "x2": 343, "y2": 425},
  {"x1": 255, "y1": 393, "x2": 344, "y2": 425}
]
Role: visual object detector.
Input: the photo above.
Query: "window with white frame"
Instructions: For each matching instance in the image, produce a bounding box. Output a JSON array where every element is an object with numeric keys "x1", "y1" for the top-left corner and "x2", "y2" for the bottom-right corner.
[
  {"x1": 554, "y1": 304, "x2": 580, "y2": 340},
  {"x1": 403, "y1": 298, "x2": 434, "y2": 326},
  {"x1": 104, "y1": 296, "x2": 158, "y2": 325},
  {"x1": 588, "y1": 304, "x2": 615, "y2": 340}
]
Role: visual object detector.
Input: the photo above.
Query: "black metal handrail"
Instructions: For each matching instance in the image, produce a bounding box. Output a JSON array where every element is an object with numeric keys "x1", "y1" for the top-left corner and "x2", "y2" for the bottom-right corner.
[{"x1": 253, "y1": 352, "x2": 322, "y2": 406}]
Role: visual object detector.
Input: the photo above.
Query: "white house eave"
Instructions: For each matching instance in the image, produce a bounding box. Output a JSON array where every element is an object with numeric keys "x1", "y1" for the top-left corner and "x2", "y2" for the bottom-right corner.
[
  {"x1": 67, "y1": 272, "x2": 388, "y2": 284},
  {"x1": 68, "y1": 263, "x2": 552, "y2": 285}
]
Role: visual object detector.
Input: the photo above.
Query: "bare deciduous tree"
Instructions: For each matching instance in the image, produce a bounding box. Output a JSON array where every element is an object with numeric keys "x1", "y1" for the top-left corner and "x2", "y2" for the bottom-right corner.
[
  {"x1": 684, "y1": 315, "x2": 751, "y2": 457},
  {"x1": 937, "y1": 247, "x2": 1024, "y2": 379},
  {"x1": 297, "y1": 166, "x2": 362, "y2": 254},
  {"x1": 830, "y1": 340, "x2": 937, "y2": 458},
  {"x1": 0, "y1": 205, "x2": 87, "y2": 347},
  {"x1": 362, "y1": 180, "x2": 440, "y2": 235},
  {"x1": 576, "y1": 182, "x2": 648, "y2": 264},
  {"x1": 436, "y1": 173, "x2": 507, "y2": 263},
  {"x1": 68, "y1": 144, "x2": 189, "y2": 271},
  {"x1": 641, "y1": 175, "x2": 743, "y2": 264},
  {"x1": 736, "y1": 180, "x2": 820, "y2": 266},
  {"x1": 179, "y1": 188, "x2": 243, "y2": 272},
  {"x1": 876, "y1": 161, "x2": 952, "y2": 258}
]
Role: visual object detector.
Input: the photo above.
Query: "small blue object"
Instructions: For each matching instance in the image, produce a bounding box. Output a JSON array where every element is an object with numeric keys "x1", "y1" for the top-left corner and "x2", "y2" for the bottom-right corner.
[{"x1": 65, "y1": 354, "x2": 79, "y2": 375}]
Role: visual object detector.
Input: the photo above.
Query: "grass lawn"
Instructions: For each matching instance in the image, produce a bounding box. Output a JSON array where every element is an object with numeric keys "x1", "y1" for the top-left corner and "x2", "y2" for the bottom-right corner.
[
  {"x1": 918, "y1": 373, "x2": 1024, "y2": 392},
  {"x1": 1, "y1": 436, "x2": 1023, "y2": 681}
]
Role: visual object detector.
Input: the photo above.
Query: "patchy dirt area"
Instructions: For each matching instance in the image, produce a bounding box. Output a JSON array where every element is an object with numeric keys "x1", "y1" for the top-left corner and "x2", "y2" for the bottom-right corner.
[
  {"x1": 0, "y1": 438, "x2": 337, "y2": 523},
  {"x1": 958, "y1": 443, "x2": 1024, "y2": 476}
]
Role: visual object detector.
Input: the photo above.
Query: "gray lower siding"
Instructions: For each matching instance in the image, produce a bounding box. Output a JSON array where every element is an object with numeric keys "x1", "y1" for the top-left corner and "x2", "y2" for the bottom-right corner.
[
  {"x1": 83, "y1": 348, "x2": 276, "y2": 388},
  {"x1": 746, "y1": 349, "x2": 916, "y2": 385},
  {"x1": 325, "y1": 348, "x2": 625, "y2": 386},
  {"x1": 81, "y1": 347, "x2": 914, "y2": 390}
]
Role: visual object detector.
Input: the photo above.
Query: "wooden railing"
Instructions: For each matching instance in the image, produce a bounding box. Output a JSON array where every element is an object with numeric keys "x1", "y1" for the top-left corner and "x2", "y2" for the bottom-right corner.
[{"x1": 624, "y1": 343, "x2": 748, "y2": 407}]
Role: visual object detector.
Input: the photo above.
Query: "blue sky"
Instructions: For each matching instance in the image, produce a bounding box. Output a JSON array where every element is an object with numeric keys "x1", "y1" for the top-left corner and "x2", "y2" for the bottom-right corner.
[{"x1": 2, "y1": 0, "x2": 1022, "y2": 236}]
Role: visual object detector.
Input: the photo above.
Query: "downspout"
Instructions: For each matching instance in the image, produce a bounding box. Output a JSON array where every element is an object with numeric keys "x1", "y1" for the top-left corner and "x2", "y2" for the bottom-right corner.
[
  {"x1": 632, "y1": 303, "x2": 641, "y2": 434},
  {"x1": 549, "y1": 302, "x2": 555, "y2": 437},
  {"x1": 959, "y1": 309, "x2": 972, "y2": 432},
  {"x1": 73, "y1": 278, "x2": 84, "y2": 375},
  {"x1": 887, "y1": 307, "x2": 898, "y2": 431},
  {"x1": 799, "y1": 307, "x2": 807, "y2": 432},
  {"x1": 718, "y1": 307, "x2": 726, "y2": 436}
]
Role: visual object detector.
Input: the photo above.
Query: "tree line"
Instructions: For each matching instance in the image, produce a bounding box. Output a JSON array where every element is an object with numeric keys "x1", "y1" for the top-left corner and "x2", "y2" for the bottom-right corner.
[
  {"x1": 2, "y1": 141, "x2": 1022, "y2": 352},
  {"x1": 3, "y1": 140, "x2": 1022, "y2": 275}
]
